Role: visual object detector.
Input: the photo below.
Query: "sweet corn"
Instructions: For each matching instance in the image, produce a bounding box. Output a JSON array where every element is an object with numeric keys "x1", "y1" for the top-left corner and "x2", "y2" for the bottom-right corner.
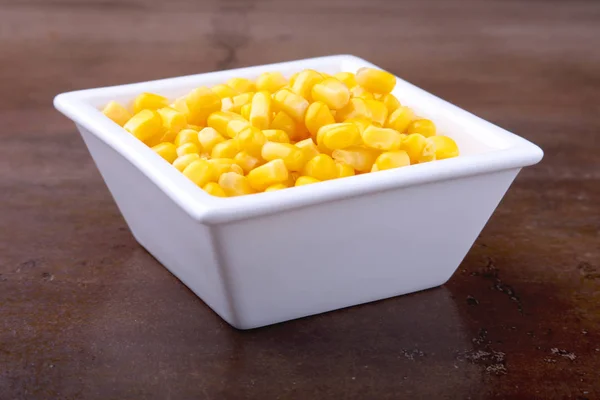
[
  {"x1": 229, "y1": 92, "x2": 254, "y2": 113},
  {"x1": 380, "y1": 93, "x2": 401, "y2": 114},
  {"x1": 226, "y1": 77, "x2": 255, "y2": 94},
  {"x1": 256, "y1": 71, "x2": 287, "y2": 93},
  {"x1": 208, "y1": 158, "x2": 244, "y2": 179},
  {"x1": 173, "y1": 97, "x2": 189, "y2": 115},
  {"x1": 263, "y1": 129, "x2": 290, "y2": 143},
  {"x1": 305, "y1": 101, "x2": 335, "y2": 138},
  {"x1": 211, "y1": 84, "x2": 239, "y2": 99},
  {"x1": 173, "y1": 153, "x2": 200, "y2": 172},
  {"x1": 332, "y1": 146, "x2": 380, "y2": 172},
  {"x1": 356, "y1": 67, "x2": 396, "y2": 94},
  {"x1": 211, "y1": 139, "x2": 239, "y2": 159},
  {"x1": 428, "y1": 135, "x2": 459, "y2": 160},
  {"x1": 198, "y1": 127, "x2": 225, "y2": 153},
  {"x1": 345, "y1": 117, "x2": 372, "y2": 134},
  {"x1": 234, "y1": 151, "x2": 262, "y2": 174},
  {"x1": 133, "y1": 92, "x2": 169, "y2": 114},
  {"x1": 350, "y1": 85, "x2": 375, "y2": 100},
  {"x1": 362, "y1": 126, "x2": 402, "y2": 151},
  {"x1": 219, "y1": 172, "x2": 254, "y2": 196},
  {"x1": 226, "y1": 119, "x2": 251, "y2": 138},
  {"x1": 240, "y1": 103, "x2": 251, "y2": 120},
  {"x1": 261, "y1": 142, "x2": 306, "y2": 171},
  {"x1": 303, "y1": 154, "x2": 337, "y2": 181},
  {"x1": 176, "y1": 143, "x2": 200, "y2": 157},
  {"x1": 182, "y1": 159, "x2": 215, "y2": 187},
  {"x1": 335, "y1": 161, "x2": 355, "y2": 178},
  {"x1": 295, "y1": 176, "x2": 320, "y2": 186},
  {"x1": 295, "y1": 138, "x2": 321, "y2": 161},
  {"x1": 291, "y1": 69, "x2": 323, "y2": 101},
  {"x1": 406, "y1": 118, "x2": 436, "y2": 137},
  {"x1": 102, "y1": 101, "x2": 132, "y2": 126},
  {"x1": 186, "y1": 87, "x2": 221, "y2": 125},
  {"x1": 235, "y1": 126, "x2": 267, "y2": 157},
  {"x1": 124, "y1": 110, "x2": 164, "y2": 142},
  {"x1": 187, "y1": 124, "x2": 202, "y2": 131},
  {"x1": 288, "y1": 72, "x2": 300, "y2": 87},
  {"x1": 333, "y1": 72, "x2": 357, "y2": 89},
  {"x1": 203, "y1": 182, "x2": 227, "y2": 197},
  {"x1": 311, "y1": 78, "x2": 351, "y2": 110},
  {"x1": 271, "y1": 110, "x2": 306, "y2": 141},
  {"x1": 247, "y1": 159, "x2": 289, "y2": 191},
  {"x1": 249, "y1": 91, "x2": 272, "y2": 129},
  {"x1": 149, "y1": 130, "x2": 178, "y2": 147},
  {"x1": 174, "y1": 129, "x2": 201, "y2": 148},
  {"x1": 207, "y1": 111, "x2": 245, "y2": 136},
  {"x1": 401, "y1": 133, "x2": 435, "y2": 163},
  {"x1": 318, "y1": 123, "x2": 361, "y2": 150},
  {"x1": 364, "y1": 100, "x2": 388, "y2": 126},
  {"x1": 221, "y1": 97, "x2": 233, "y2": 112},
  {"x1": 265, "y1": 183, "x2": 288, "y2": 192},
  {"x1": 156, "y1": 107, "x2": 187, "y2": 134},
  {"x1": 151, "y1": 142, "x2": 178, "y2": 163},
  {"x1": 273, "y1": 89, "x2": 310, "y2": 122},
  {"x1": 335, "y1": 98, "x2": 371, "y2": 122},
  {"x1": 386, "y1": 106, "x2": 415, "y2": 133},
  {"x1": 371, "y1": 151, "x2": 410, "y2": 172}
]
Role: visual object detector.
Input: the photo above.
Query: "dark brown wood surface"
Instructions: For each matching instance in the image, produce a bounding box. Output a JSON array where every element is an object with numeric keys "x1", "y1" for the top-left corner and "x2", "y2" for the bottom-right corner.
[{"x1": 1, "y1": 0, "x2": 599, "y2": 398}]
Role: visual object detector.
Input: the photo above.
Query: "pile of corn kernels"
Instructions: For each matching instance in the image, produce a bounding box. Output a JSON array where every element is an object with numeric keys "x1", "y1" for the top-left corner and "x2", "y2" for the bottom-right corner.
[{"x1": 101, "y1": 68, "x2": 459, "y2": 197}]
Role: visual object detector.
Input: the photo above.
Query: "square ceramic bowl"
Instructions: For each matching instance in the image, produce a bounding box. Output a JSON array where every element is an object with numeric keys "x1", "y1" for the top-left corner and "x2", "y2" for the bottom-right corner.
[{"x1": 54, "y1": 55, "x2": 543, "y2": 329}]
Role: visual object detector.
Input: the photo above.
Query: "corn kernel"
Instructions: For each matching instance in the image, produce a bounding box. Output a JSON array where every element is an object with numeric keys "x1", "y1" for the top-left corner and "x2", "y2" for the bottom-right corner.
[
  {"x1": 270, "y1": 111, "x2": 300, "y2": 141},
  {"x1": 362, "y1": 126, "x2": 402, "y2": 151},
  {"x1": 219, "y1": 172, "x2": 254, "y2": 196},
  {"x1": 288, "y1": 72, "x2": 300, "y2": 87},
  {"x1": 187, "y1": 124, "x2": 202, "y2": 131},
  {"x1": 291, "y1": 69, "x2": 323, "y2": 101},
  {"x1": 230, "y1": 92, "x2": 254, "y2": 113},
  {"x1": 334, "y1": 72, "x2": 357, "y2": 89},
  {"x1": 211, "y1": 139, "x2": 239, "y2": 159},
  {"x1": 198, "y1": 127, "x2": 225, "y2": 153},
  {"x1": 241, "y1": 103, "x2": 251, "y2": 120},
  {"x1": 345, "y1": 117, "x2": 372, "y2": 134},
  {"x1": 249, "y1": 91, "x2": 272, "y2": 129},
  {"x1": 332, "y1": 146, "x2": 380, "y2": 172},
  {"x1": 150, "y1": 142, "x2": 178, "y2": 163},
  {"x1": 203, "y1": 182, "x2": 227, "y2": 197},
  {"x1": 226, "y1": 77, "x2": 255, "y2": 94},
  {"x1": 183, "y1": 159, "x2": 215, "y2": 187},
  {"x1": 173, "y1": 153, "x2": 200, "y2": 172},
  {"x1": 356, "y1": 67, "x2": 396, "y2": 94},
  {"x1": 124, "y1": 110, "x2": 164, "y2": 142},
  {"x1": 234, "y1": 126, "x2": 266, "y2": 157},
  {"x1": 221, "y1": 97, "x2": 234, "y2": 112},
  {"x1": 273, "y1": 89, "x2": 310, "y2": 122},
  {"x1": 335, "y1": 98, "x2": 371, "y2": 122},
  {"x1": 234, "y1": 151, "x2": 262, "y2": 174},
  {"x1": 295, "y1": 176, "x2": 321, "y2": 186},
  {"x1": 263, "y1": 129, "x2": 290, "y2": 143},
  {"x1": 371, "y1": 150, "x2": 410, "y2": 172},
  {"x1": 261, "y1": 142, "x2": 306, "y2": 171},
  {"x1": 174, "y1": 128, "x2": 201, "y2": 148},
  {"x1": 133, "y1": 92, "x2": 169, "y2": 114},
  {"x1": 265, "y1": 183, "x2": 288, "y2": 192},
  {"x1": 207, "y1": 111, "x2": 246, "y2": 136},
  {"x1": 427, "y1": 135, "x2": 459, "y2": 160},
  {"x1": 303, "y1": 154, "x2": 337, "y2": 181},
  {"x1": 176, "y1": 142, "x2": 200, "y2": 157},
  {"x1": 401, "y1": 133, "x2": 435, "y2": 163},
  {"x1": 173, "y1": 97, "x2": 189, "y2": 115},
  {"x1": 208, "y1": 158, "x2": 244, "y2": 179},
  {"x1": 305, "y1": 101, "x2": 336, "y2": 139},
  {"x1": 295, "y1": 138, "x2": 320, "y2": 161},
  {"x1": 211, "y1": 84, "x2": 239, "y2": 99},
  {"x1": 317, "y1": 123, "x2": 361, "y2": 150},
  {"x1": 256, "y1": 71, "x2": 287, "y2": 93},
  {"x1": 350, "y1": 85, "x2": 375, "y2": 100},
  {"x1": 102, "y1": 101, "x2": 132, "y2": 126},
  {"x1": 335, "y1": 161, "x2": 355, "y2": 178},
  {"x1": 406, "y1": 118, "x2": 436, "y2": 137},
  {"x1": 386, "y1": 106, "x2": 415, "y2": 132},
  {"x1": 380, "y1": 93, "x2": 401, "y2": 114},
  {"x1": 311, "y1": 78, "x2": 351, "y2": 110},
  {"x1": 226, "y1": 119, "x2": 251, "y2": 138},
  {"x1": 157, "y1": 107, "x2": 187, "y2": 134},
  {"x1": 186, "y1": 87, "x2": 221, "y2": 125},
  {"x1": 364, "y1": 100, "x2": 388, "y2": 126},
  {"x1": 247, "y1": 159, "x2": 289, "y2": 191}
]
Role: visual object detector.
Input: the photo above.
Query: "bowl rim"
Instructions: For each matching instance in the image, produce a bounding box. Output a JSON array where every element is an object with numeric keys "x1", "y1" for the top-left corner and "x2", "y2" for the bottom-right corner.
[{"x1": 54, "y1": 54, "x2": 543, "y2": 224}]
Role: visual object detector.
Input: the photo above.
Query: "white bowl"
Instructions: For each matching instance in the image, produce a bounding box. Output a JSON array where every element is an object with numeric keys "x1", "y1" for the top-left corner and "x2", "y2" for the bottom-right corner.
[{"x1": 54, "y1": 55, "x2": 543, "y2": 329}]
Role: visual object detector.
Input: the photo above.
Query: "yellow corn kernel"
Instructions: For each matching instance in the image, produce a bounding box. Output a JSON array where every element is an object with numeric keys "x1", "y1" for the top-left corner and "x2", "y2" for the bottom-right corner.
[
  {"x1": 350, "y1": 86, "x2": 375, "y2": 100},
  {"x1": 303, "y1": 154, "x2": 337, "y2": 181},
  {"x1": 226, "y1": 119, "x2": 251, "y2": 138},
  {"x1": 265, "y1": 183, "x2": 288, "y2": 192},
  {"x1": 124, "y1": 110, "x2": 164, "y2": 142},
  {"x1": 428, "y1": 135, "x2": 459, "y2": 160},
  {"x1": 288, "y1": 72, "x2": 300, "y2": 87},
  {"x1": 295, "y1": 138, "x2": 321, "y2": 161},
  {"x1": 226, "y1": 77, "x2": 255, "y2": 94},
  {"x1": 407, "y1": 118, "x2": 436, "y2": 137},
  {"x1": 221, "y1": 97, "x2": 233, "y2": 112},
  {"x1": 176, "y1": 142, "x2": 200, "y2": 157},
  {"x1": 295, "y1": 176, "x2": 321, "y2": 186},
  {"x1": 249, "y1": 91, "x2": 272, "y2": 129},
  {"x1": 150, "y1": 130, "x2": 178, "y2": 146},
  {"x1": 186, "y1": 87, "x2": 222, "y2": 125},
  {"x1": 173, "y1": 97, "x2": 189, "y2": 115},
  {"x1": 371, "y1": 150, "x2": 410, "y2": 172},
  {"x1": 187, "y1": 124, "x2": 202, "y2": 130},
  {"x1": 364, "y1": 100, "x2": 388, "y2": 126},
  {"x1": 380, "y1": 93, "x2": 401, "y2": 114},
  {"x1": 157, "y1": 107, "x2": 187, "y2": 133},
  {"x1": 219, "y1": 172, "x2": 254, "y2": 196},
  {"x1": 386, "y1": 106, "x2": 415, "y2": 133},
  {"x1": 182, "y1": 159, "x2": 215, "y2": 187},
  {"x1": 355, "y1": 67, "x2": 396, "y2": 94},
  {"x1": 241, "y1": 103, "x2": 251, "y2": 120},
  {"x1": 335, "y1": 98, "x2": 371, "y2": 122},
  {"x1": 270, "y1": 111, "x2": 298, "y2": 140},
  {"x1": 362, "y1": 126, "x2": 402, "y2": 151},
  {"x1": 198, "y1": 127, "x2": 225, "y2": 153},
  {"x1": 133, "y1": 92, "x2": 169, "y2": 114},
  {"x1": 174, "y1": 128, "x2": 201, "y2": 148},
  {"x1": 230, "y1": 92, "x2": 254, "y2": 113},
  {"x1": 203, "y1": 182, "x2": 227, "y2": 197},
  {"x1": 208, "y1": 158, "x2": 244, "y2": 179},
  {"x1": 291, "y1": 69, "x2": 323, "y2": 101},
  {"x1": 211, "y1": 139, "x2": 239, "y2": 159},
  {"x1": 345, "y1": 117, "x2": 372, "y2": 134},
  {"x1": 305, "y1": 101, "x2": 336, "y2": 139},
  {"x1": 151, "y1": 142, "x2": 178, "y2": 163},
  {"x1": 334, "y1": 72, "x2": 357, "y2": 89},
  {"x1": 261, "y1": 142, "x2": 306, "y2": 171},
  {"x1": 317, "y1": 123, "x2": 361, "y2": 150},
  {"x1": 102, "y1": 101, "x2": 132, "y2": 126},
  {"x1": 335, "y1": 161, "x2": 355, "y2": 178},
  {"x1": 256, "y1": 71, "x2": 288, "y2": 93},
  {"x1": 173, "y1": 153, "x2": 200, "y2": 172},
  {"x1": 234, "y1": 151, "x2": 262, "y2": 174},
  {"x1": 211, "y1": 84, "x2": 239, "y2": 99},
  {"x1": 311, "y1": 78, "x2": 351, "y2": 110},
  {"x1": 401, "y1": 133, "x2": 435, "y2": 163},
  {"x1": 247, "y1": 159, "x2": 289, "y2": 191},
  {"x1": 235, "y1": 126, "x2": 267, "y2": 157},
  {"x1": 332, "y1": 146, "x2": 380, "y2": 172},
  {"x1": 263, "y1": 129, "x2": 290, "y2": 143},
  {"x1": 207, "y1": 111, "x2": 246, "y2": 136},
  {"x1": 273, "y1": 89, "x2": 310, "y2": 122}
]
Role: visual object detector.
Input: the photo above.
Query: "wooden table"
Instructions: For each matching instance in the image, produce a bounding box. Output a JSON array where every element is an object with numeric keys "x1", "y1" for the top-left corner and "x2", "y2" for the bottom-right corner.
[{"x1": 1, "y1": 0, "x2": 599, "y2": 398}]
